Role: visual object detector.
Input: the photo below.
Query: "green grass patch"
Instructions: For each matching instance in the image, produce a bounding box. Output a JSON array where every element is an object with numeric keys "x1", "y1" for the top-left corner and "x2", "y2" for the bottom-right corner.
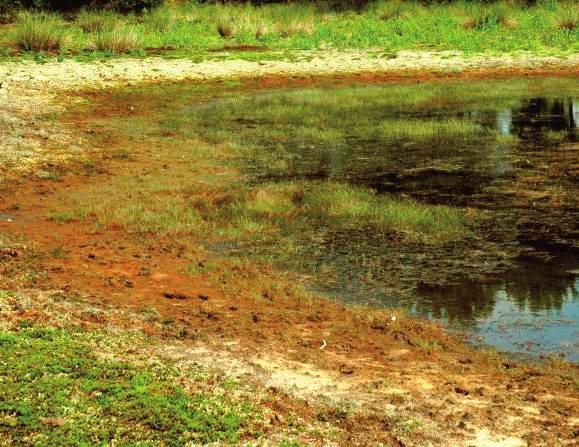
[
  {"x1": 0, "y1": 327, "x2": 257, "y2": 446},
  {"x1": 0, "y1": 1, "x2": 577, "y2": 60}
]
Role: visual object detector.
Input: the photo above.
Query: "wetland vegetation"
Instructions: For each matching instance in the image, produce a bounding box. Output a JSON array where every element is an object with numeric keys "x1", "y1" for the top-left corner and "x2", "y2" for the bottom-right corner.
[
  {"x1": 44, "y1": 76, "x2": 578, "y2": 359},
  {"x1": 1, "y1": 3, "x2": 578, "y2": 444}
]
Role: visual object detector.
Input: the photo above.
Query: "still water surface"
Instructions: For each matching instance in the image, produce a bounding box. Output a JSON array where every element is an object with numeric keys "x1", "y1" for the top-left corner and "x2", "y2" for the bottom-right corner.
[
  {"x1": 192, "y1": 81, "x2": 578, "y2": 360},
  {"x1": 249, "y1": 90, "x2": 578, "y2": 360}
]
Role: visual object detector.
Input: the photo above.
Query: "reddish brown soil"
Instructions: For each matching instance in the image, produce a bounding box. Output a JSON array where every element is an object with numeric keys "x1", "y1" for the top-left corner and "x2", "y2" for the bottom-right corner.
[
  {"x1": 251, "y1": 66, "x2": 579, "y2": 89},
  {"x1": 1, "y1": 70, "x2": 578, "y2": 446}
]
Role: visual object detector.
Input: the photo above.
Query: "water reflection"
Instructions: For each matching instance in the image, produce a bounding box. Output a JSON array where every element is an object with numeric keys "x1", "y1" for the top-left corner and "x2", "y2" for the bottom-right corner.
[
  {"x1": 509, "y1": 97, "x2": 577, "y2": 142},
  {"x1": 417, "y1": 257, "x2": 578, "y2": 323}
]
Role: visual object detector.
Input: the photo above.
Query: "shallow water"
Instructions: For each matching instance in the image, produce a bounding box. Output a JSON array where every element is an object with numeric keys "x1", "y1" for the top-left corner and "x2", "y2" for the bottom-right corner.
[
  {"x1": 233, "y1": 85, "x2": 579, "y2": 360},
  {"x1": 415, "y1": 253, "x2": 579, "y2": 360}
]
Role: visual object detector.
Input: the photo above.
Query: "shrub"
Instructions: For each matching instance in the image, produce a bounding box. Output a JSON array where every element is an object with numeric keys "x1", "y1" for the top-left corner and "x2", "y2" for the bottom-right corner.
[
  {"x1": 91, "y1": 25, "x2": 142, "y2": 53},
  {"x1": 76, "y1": 8, "x2": 120, "y2": 33},
  {"x1": 12, "y1": 12, "x2": 68, "y2": 52}
]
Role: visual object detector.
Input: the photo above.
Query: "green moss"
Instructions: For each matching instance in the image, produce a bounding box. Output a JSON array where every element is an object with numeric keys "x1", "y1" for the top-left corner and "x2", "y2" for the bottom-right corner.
[{"x1": 0, "y1": 327, "x2": 256, "y2": 446}]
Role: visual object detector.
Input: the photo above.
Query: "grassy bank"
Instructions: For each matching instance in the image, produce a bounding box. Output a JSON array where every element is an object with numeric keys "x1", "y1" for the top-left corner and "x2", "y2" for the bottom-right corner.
[{"x1": 0, "y1": 1, "x2": 577, "y2": 60}]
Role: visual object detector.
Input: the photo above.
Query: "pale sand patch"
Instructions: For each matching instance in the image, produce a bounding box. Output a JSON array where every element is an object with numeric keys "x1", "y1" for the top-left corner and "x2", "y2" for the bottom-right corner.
[
  {"x1": 1, "y1": 49, "x2": 578, "y2": 181},
  {"x1": 467, "y1": 429, "x2": 526, "y2": 447}
]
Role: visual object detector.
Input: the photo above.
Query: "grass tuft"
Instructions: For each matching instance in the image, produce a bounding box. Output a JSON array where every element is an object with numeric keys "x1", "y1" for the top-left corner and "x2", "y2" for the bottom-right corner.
[
  {"x1": 142, "y1": 6, "x2": 176, "y2": 33},
  {"x1": 272, "y1": 4, "x2": 315, "y2": 37},
  {"x1": 554, "y1": 4, "x2": 578, "y2": 30},
  {"x1": 216, "y1": 16, "x2": 236, "y2": 38},
  {"x1": 255, "y1": 23, "x2": 269, "y2": 39},
  {"x1": 91, "y1": 25, "x2": 142, "y2": 54},
  {"x1": 75, "y1": 9, "x2": 120, "y2": 33},
  {"x1": 12, "y1": 12, "x2": 68, "y2": 52},
  {"x1": 373, "y1": 0, "x2": 422, "y2": 21}
]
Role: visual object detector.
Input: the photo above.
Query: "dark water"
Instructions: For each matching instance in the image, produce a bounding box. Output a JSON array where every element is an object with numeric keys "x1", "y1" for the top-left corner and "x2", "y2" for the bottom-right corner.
[{"x1": 244, "y1": 91, "x2": 579, "y2": 360}]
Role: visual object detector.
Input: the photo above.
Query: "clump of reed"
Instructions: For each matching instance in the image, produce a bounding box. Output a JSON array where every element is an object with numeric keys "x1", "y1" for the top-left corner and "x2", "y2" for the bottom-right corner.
[
  {"x1": 269, "y1": 4, "x2": 315, "y2": 37},
  {"x1": 216, "y1": 16, "x2": 236, "y2": 38},
  {"x1": 12, "y1": 12, "x2": 68, "y2": 52},
  {"x1": 554, "y1": 4, "x2": 578, "y2": 30},
  {"x1": 461, "y1": 2, "x2": 518, "y2": 30},
  {"x1": 214, "y1": 6, "x2": 273, "y2": 40},
  {"x1": 372, "y1": 0, "x2": 424, "y2": 21}
]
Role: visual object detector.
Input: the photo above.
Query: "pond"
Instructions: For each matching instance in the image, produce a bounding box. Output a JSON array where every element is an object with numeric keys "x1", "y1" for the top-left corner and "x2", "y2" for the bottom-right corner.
[
  {"x1": 191, "y1": 78, "x2": 578, "y2": 360},
  {"x1": 123, "y1": 77, "x2": 578, "y2": 361},
  {"x1": 223, "y1": 87, "x2": 578, "y2": 360}
]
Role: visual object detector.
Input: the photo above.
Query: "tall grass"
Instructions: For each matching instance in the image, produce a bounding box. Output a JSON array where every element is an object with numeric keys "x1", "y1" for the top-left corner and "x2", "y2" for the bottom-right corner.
[
  {"x1": 268, "y1": 4, "x2": 315, "y2": 37},
  {"x1": 372, "y1": 0, "x2": 424, "y2": 21},
  {"x1": 76, "y1": 9, "x2": 121, "y2": 33},
  {"x1": 142, "y1": 6, "x2": 175, "y2": 33},
  {"x1": 216, "y1": 16, "x2": 236, "y2": 38},
  {"x1": 3, "y1": 1, "x2": 578, "y2": 56},
  {"x1": 12, "y1": 12, "x2": 68, "y2": 52},
  {"x1": 554, "y1": 3, "x2": 578, "y2": 30}
]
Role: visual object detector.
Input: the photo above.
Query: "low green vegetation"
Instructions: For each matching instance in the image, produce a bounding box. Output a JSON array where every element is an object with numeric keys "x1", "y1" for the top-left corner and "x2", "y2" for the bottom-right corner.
[
  {"x1": 0, "y1": 1, "x2": 577, "y2": 58},
  {"x1": 0, "y1": 326, "x2": 258, "y2": 446}
]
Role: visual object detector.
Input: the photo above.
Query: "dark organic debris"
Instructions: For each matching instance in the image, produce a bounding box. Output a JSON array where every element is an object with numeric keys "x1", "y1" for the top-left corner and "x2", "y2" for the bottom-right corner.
[{"x1": 163, "y1": 292, "x2": 190, "y2": 300}]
